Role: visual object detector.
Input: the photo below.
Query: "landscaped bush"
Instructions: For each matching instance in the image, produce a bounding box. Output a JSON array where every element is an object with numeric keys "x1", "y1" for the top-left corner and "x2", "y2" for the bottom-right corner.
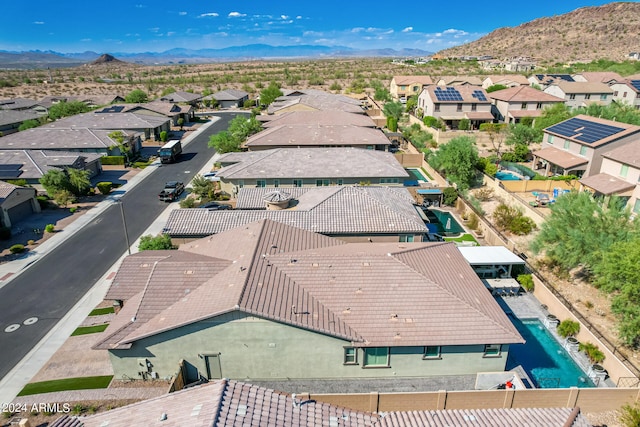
[
  {"x1": 458, "y1": 118, "x2": 470, "y2": 130},
  {"x1": 474, "y1": 187, "x2": 494, "y2": 202},
  {"x1": 45, "y1": 224, "x2": 55, "y2": 233},
  {"x1": 557, "y1": 319, "x2": 580, "y2": 338},
  {"x1": 159, "y1": 131, "x2": 168, "y2": 142},
  {"x1": 96, "y1": 182, "x2": 113, "y2": 195},
  {"x1": 517, "y1": 273, "x2": 534, "y2": 292},
  {"x1": 179, "y1": 197, "x2": 196, "y2": 208},
  {"x1": 510, "y1": 215, "x2": 536, "y2": 235},
  {"x1": 492, "y1": 203, "x2": 536, "y2": 235},
  {"x1": 69, "y1": 207, "x2": 77, "y2": 213},
  {"x1": 423, "y1": 116, "x2": 439, "y2": 128},
  {"x1": 579, "y1": 341, "x2": 605, "y2": 363},
  {"x1": 100, "y1": 156, "x2": 125, "y2": 166},
  {"x1": 9, "y1": 244, "x2": 26, "y2": 254},
  {"x1": 132, "y1": 161, "x2": 151, "y2": 169},
  {"x1": 467, "y1": 212, "x2": 479, "y2": 230},
  {"x1": 442, "y1": 187, "x2": 458, "y2": 206}
]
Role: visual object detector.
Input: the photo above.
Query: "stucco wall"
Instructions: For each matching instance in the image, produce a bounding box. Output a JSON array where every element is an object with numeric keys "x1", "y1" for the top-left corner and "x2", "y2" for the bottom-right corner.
[{"x1": 108, "y1": 312, "x2": 509, "y2": 381}]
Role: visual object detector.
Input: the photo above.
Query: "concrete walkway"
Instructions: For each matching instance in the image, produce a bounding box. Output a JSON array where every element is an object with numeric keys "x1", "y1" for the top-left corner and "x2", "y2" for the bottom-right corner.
[{"x1": 0, "y1": 117, "x2": 222, "y2": 404}]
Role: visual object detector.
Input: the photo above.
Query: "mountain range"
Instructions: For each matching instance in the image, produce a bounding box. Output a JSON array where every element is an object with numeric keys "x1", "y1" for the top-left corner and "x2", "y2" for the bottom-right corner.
[{"x1": 0, "y1": 45, "x2": 433, "y2": 69}]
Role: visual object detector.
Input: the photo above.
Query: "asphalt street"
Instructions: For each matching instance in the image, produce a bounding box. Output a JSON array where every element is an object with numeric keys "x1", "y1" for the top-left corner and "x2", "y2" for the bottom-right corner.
[{"x1": 0, "y1": 112, "x2": 247, "y2": 381}]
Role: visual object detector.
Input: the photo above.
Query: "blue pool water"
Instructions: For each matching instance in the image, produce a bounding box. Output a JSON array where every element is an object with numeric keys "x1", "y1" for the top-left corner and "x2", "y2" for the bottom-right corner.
[
  {"x1": 404, "y1": 169, "x2": 429, "y2": 186},
  {"x1": 424, "y1": 209, "x2": 465, "y2": 235},
  {"x1": 495, "y1": 171, "x2": 522, "y2": 181},
  {"x1": 506, "y1": 319, "x2": 595, "y2": 388}
]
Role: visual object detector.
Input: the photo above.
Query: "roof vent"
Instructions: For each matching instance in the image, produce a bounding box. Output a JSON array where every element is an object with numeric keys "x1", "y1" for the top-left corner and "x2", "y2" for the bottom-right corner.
[
  {"x1": 263, "y1": 190, "x2": 292, "y2": 210},
  {"x1": 237, "y1": 404, "x2": 247, "y2": 416},
  {"x1": 159, "y1": 413, "x2": 167, "y2": 421}
]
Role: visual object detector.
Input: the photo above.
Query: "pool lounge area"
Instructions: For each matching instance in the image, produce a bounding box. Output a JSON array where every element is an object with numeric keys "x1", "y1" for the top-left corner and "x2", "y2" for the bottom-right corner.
[{"x1": 404, "y1": 168, "x2": 430, "y2": 186}]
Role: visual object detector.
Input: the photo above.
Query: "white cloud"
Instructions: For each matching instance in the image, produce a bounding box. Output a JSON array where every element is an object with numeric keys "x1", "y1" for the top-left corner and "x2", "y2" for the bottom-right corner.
[
  {"x1": 228, "y1": 12, "x2": 246, "y2": 18},
  {"x1": 178, "y1": 11, "x2": 187, "y2": 16},
  {"x1": 199, "y1": 12, "x2": 219, "y2": 18},
  {"x1": 402, "y1": 27, "x2": 413, "y2": 33},
  {"x1": 280, "y1": 15, "x2": 289, "y2": 20},
  {"x1": 443, "y1": 28, "x2": 468, "y2": 36},
  {"x1": 296, "y1": 16, "x2": 302, "y2": 19},
  {"x1": 33, "y1": 21, "x2": 45, "y2": 25},
  {"x1": 167, "y1": 32, "x2": 176, "y2": 37}
]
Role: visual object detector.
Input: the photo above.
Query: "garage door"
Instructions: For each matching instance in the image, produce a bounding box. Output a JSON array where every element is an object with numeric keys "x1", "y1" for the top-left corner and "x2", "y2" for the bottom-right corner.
[{"x1": 7, "y1": 200, "x2": 35, "y2": 226}]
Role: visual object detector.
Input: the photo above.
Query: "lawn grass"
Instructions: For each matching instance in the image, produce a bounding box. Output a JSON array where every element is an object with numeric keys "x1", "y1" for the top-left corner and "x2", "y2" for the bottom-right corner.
[
  {"x1": 444, "y1": 233, "x2": 479, "y2": 245},
  {"x1": 71, "y1": 324, "x2": 109, "y2": 336},
  {"x1": 88, "y1": 307, "x2": 115, "y2": 316},
  {"x1": 17, "y1": 375, "x2": 113, "y2": 396},
  {"x1": 420, "y1": 167, "x2": 434, "y2": 180}
]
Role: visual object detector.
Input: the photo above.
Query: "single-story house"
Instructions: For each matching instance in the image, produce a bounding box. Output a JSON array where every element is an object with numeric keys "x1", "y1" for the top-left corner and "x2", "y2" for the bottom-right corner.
[
  {"x1": 259, "y1": 110, "x2": 377, "y2": 128},
  {"x1": 417, "y1": 85, "x2": 494, "y2": 129},
  {"x1": 532, "y1": 115, "x2": 640, "y2": 178},
  {"x1": 0, "y1": 127, "x2": 142, "y2": 157},
  {"x1": 120, "y1": 101, "x2": 194, "y2": 126},
  {"x1": 159, "y1": 91, "x2": 203, "y2": 107},
  {"x1": 0, "y1": 97, "x2": 48, "y2": 115},
  {"x1": 0, "y1": 150, "x2": 103, "y2": 185},
  {"x1": 267, "y1": 91, "x2": 364, "y2": 115},
  {"x1": 543, "y1": 82, "x2": 613, "y2": 109},
  {"x1": 0, "y1": 110, "x2": 42, "y2": 136},
  {"x1": 215, "y1": 147, "x2": 410, "y2": 194},
  {"x1": 488, "y1": 86, "x2": 565, "y2": 124},
  {"x1": 243, "y1": 124, "x2": 391, "y2": 151},
  {"x1": 49, "y1": 380, "x2": 594, "y2": 427},
  {"x1": 94, "y1": 219, "x2": 523, "y2": 384},
  {"x1": 38, "y1": 95, "x2": 125, "y2": 110},
  {"x1": 164, "y1": 186, "x2": 428, "y2": 244},
  {"x1": 208, "y1": 89, "x2": 249, "y2": 109},
  {"x1": 0, "y1": 181, "x2": 41, "y2": 228},
  {"x1": 44, "y1": 111, "x2": 169, "y2": 141}
]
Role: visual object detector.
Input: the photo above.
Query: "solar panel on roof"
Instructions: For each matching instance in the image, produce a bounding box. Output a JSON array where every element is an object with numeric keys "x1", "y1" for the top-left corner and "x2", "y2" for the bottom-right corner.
[
  {"x1": 472, "y1": 90, "x2": 487, "y2": 101},
  {"x1": 97, "y1": 105, "x2": 125, "y2": 113},
  {"x1": 434, "y1": 87, "x2": 463, "y2": 102},
  {"x1": 0, "y1": 170, "x2": 23, "y2": 178},
  {"x1": 0, "y1": 164, "x2": 23, "y2": 171},
  {"x1": 630, "y1": 80, "x2": 640, "y2": 92},
  {"x1": 546, "y1": 118, "x2": 625, "y2": 144}
]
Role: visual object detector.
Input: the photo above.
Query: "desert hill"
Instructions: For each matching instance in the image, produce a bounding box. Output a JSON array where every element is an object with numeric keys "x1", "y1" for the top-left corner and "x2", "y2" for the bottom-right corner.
[{"x1": 438, "y1": 2, "x2": 640, "y2": 64}]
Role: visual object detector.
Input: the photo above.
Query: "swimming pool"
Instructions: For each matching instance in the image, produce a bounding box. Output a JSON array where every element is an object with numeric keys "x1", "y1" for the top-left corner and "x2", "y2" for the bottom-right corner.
[
  {"x1": 495, "y1": 171, "x2": 522, "y2": 181},
  {"x1": 506, "y1": 318, "x2": 595, "y2": 388},
  {"x1": 423, "y1": 209, "x2": 466, "y2": 235}
]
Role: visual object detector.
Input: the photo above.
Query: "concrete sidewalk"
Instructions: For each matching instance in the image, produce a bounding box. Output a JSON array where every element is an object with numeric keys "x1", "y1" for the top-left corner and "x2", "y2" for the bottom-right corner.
[{"x1": 0, "y1": 117, "x2": 222, "y2": 403}]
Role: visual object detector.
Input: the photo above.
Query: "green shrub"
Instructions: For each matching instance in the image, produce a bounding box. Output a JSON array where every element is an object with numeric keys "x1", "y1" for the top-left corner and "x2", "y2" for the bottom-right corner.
[
  {"x1": 458, "y1": 118, "x2": 470, "y2": 131},
  {"x1": 0, "y1": 226, "x2": 11, "y2": 240},
  {"x1": 243, "y1": 99, "x2": 257, "y2": 108},
  {"x1": 510, "y1": 215, "x2": 536, "y2": 235},
  {"x1": 620, "y1": 403, "x2": 640, "y2": 427},
  {"x1": 579, "y1": 341, "x2": 605, "y2": 363},
  {"x1": 10, "y1": 244, "x2": 25, "y2": 254},
  {"x1": 160, "y1": 131, "x2": 168, "y2": 142},
  {"x1": 442, "y1": 187, "x2": 458, "y2": 206},
  {"x1": 45, "y1": 224, "x2": 55, "y2": 233},
  {"x1": 180, "y1": 198, "x2": 196, "y2": 208},
  {"x1": 100, "y1": 156, "x2": 125, "y2": 165},
  {"x1": 467, "y1": 213, "x2": 479, "y2": 230},
  {"x1": 557, "y1": 320, "x2": 580, "y2": 338},
  {"x1": 132, "y1": 161, "x2": 151, "y2": 169},
  {"x1": 517, "y1": 274, "x2": 534, "y2": 292},
  {"x1": 96, "y1": 182, "x2": 113, "y2": 195},
  {"x1": 484, "y1": 162, "x2": 498, "y2": 177},
  {"x1": 69, "y1": 207, "x2": 77, "y2": 213}
]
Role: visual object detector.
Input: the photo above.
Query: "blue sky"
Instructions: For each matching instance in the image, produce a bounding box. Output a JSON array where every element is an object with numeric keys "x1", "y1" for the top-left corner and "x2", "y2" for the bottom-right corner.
[{"x1": 0, "y1": 1, "x2": 626, "y2": 53}]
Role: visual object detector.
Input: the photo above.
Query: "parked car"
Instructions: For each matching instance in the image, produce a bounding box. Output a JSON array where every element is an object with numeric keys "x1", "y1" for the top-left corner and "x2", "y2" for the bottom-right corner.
[
  {"x1": 202, "y1": 172, "x2": 220, "y2": 182},
  {"x1": 199, "y1": 201, "x2": 231, "y2": 210},
  {"x1": 158, "y1": 181, "x2": 185, "y2": 202}
]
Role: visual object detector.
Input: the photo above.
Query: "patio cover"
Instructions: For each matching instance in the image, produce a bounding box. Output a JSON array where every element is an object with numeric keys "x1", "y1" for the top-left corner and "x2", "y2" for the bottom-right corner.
[
  {"x1": 458, "y1": 246, "x2": 525, "y2": 266},
  {"x1": 508, "y1": 110, "x2": 543, "y2": 119},
  {"x1": 465, "y1": 111, "x2": 494, "y2": 120},
  {"x1": 532, "y1": 147, "x2": 588, "y2": 169},
  {"x1": 580, "y1": 173, "x2": 636, "y2": 196}
]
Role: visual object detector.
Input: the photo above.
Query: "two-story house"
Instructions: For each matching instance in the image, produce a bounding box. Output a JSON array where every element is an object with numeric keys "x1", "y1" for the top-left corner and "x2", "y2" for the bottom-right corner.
[
  {"x1": 532, "y1": 115, "x2": 640, "y2": 178},
  {"x1": 543, "y1": 82, "x2": 613, "y2": 109},
  {"x1": 579, "y1": 140, "x2": 640, "y2": 215},
  {"x1": 527, "y1": 74, "x2": 575, "y2": 90},
  {"x1": 418, "y1": 85, "x2": 493, "y2": 129},
  {"x1": 488, "y1": 86, "x2": 565, "y2": 124},
  {"x1": 389, "y1": 76, "x2": 434, "y2": 101},
  {"x1": 610, "y1": 80, "x2": 640, "y2": 109},
  {"x1": 481, "y1": 75, "x2": 530, "y2": 89}
]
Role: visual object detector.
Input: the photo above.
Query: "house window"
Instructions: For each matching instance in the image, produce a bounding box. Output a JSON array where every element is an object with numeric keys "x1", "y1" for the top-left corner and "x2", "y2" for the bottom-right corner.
[
  {"x1": 316, "y1": 179, "x2": 330, "y2": 186},
  {"x1": 563, "y1": 140, "x2": 570, "y2": 149},
  {"x1": 621, "y1": 164, "x2": 629, "y2": 178},
  {"x1": 579, "y1": 145, "x2": 587, "y2": 156},
  {"x1": 344, "y1": 347, "x2": 358, "y2": 365},
  {"x1": 379, "y1": 178, "x2": 399, "y2": 184},
  {"x1": 363, "y1": 347, "x2": 389, "y2": 367},
  {"x1": 614, "y1": 91, "x2": 619, "y2": 96},
  {"x1": 484, "y1": 344, "x2": 502, "y2": 357},
  {"x1": 585, "y1": 94, "x2": 591, "y2": 100},
  {"x1": 293, "y1": 179, "x2": 303, "y2": 187},
  {"x1": 569, "y1": 94, "x2": 576, "y2": 100},
  {"x1": 521, "y1": 102, "x2": 527, "y2": 110},
  {"x1": 471, "y1": 103, "x2": 477, "y2": 111},
  {"x1": 237, "y1": 180, "x2": 244, "y2": 188},
  {"x1": 256, "y1": 180, "x2": 266, "y2": 188},
  {"x1": 413, "y1": 86, "x2": 419, "y2": 93},
  {"x1": 399, "y1": 235, "x2": 414, "y2": 242},
  {"x1": 548, "y1": 135, "x2": 554, "y2": 144},
  {"x1": 536, "y1": 102, "x2": 543, "y2": 110},
  {"x1": 600, "y1": 94, "x2": 608, "y2": 101},
  {"x1": 337, "y1": 179, "x2": 344, "y2": 186},
  {"x1": 434, "y1": 104, "x2": 440, "y2": 112},
  {"x1": 423, "y1": 346, "x2": 441, "y2": 359},
  {"x1": 273, "y1": 179, "x2": 280, "y2": 188},
  {"x1": 400, "y1": 85, "x2": 407, "y2": 90},
  {"x1": 457, "y1": 103, "x2": 462, "y2": 112},
  {"x1": 633, "y1": 199, "x2": 640, "y2": 214}
]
